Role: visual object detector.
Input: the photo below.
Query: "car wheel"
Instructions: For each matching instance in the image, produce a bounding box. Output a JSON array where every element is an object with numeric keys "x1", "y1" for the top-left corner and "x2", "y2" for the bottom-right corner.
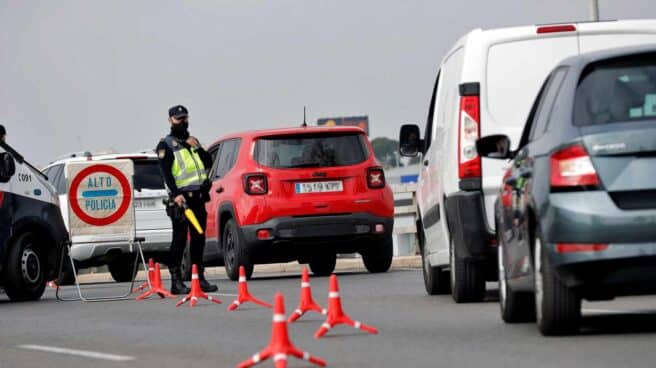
[
  {"x1": 222, "y1": 218, "x2": 253, "y2": 281},
  {"x1": 180, "y1": 245, "x2": 192, "y2": 281},
  {"x1": 498, "y1": 240, "x2": 535, "y2": 323},
  {"x1": 534, "y1": 227, "x2": 580, "y2": 335},
  {"x1": 450, "y1": 236, "x2": 485, "y2": 303},
  {"x1": 362, "y1": 235, "x2": 393, "y2": 273},
  {"x1": 108, "y1": 255, "x2": 138, "y2": 283},
  {"x1": 419, "y1": 222, "x2": 450, "y2": 295},
  {"x1": 309, "y1": 252, "x2": 337, "y2": 276},
  {"x1": 2, "y1": 232, "x2": 47, "y2": 301}
]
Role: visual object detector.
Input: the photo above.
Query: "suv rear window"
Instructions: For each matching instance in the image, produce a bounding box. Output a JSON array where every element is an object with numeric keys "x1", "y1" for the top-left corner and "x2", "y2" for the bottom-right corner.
[
  {"x1": 575, "y1": 54, "x2": 656, "y2": 126},
  {"x1": 133, "y1": 159, "x2": 165, "y2": 190},
  {"x1": 254, "y1": 133, "x2": 369, "y2": 168}
]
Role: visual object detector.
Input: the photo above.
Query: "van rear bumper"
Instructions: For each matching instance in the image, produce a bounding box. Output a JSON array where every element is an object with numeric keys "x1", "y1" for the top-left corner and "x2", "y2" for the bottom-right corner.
[{"x1": 445, "y1": 191, "x2": 495, "y2": 260}]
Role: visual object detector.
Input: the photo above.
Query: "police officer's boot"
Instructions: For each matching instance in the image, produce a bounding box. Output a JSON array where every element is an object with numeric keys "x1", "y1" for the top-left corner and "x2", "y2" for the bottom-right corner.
[
  {"x1": 169, "y1": 267, "x2": 191, "y2": 295},
  {"x1": 198, "y1": 266, "x2": 218, "y2": 293}
]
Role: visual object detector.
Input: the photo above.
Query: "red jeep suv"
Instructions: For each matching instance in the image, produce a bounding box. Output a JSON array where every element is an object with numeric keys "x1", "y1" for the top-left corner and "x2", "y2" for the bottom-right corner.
[{"x1": 198, "y1": 126, "x2": 394, "y2": 280}]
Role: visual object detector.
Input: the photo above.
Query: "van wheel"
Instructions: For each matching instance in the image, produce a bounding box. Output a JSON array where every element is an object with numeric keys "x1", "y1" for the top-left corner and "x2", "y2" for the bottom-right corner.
[
  {"x1": 450, "y1": 237, "x2": 485, "y2": 303},
  {"x1": 2, "y1": 232, "x2": 47, "y2": 301},
  {"x1": 108, "y1": 255, "x2": 137, "y2": 283},
  {"x1": 422, "y1": 239, "x2": 450, "y2": 295},
  {"x1": 498, "y1": 240, "x2": 535, "y2": 322},
  {"x1": 222, "y1": 218, "x2": 253, "y2": 281},
  {"x1": 534, "y1": 227, "x2": 580, "y2": 335},
  {"x1": 362, "y1": 235, "x2": 393, "y2": 273},
  {"x1": 180, "y1": 246, "x2": 192, "y2": 281},
  {"x1": 309, "y1": 252, "x2": 336, "y2": 276}
]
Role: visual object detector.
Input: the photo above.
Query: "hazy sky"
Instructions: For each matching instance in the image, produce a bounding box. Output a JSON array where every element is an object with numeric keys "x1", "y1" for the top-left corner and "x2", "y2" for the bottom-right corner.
[{"x1": 1, "y1": 0, "x2": 655, "y2": 165}]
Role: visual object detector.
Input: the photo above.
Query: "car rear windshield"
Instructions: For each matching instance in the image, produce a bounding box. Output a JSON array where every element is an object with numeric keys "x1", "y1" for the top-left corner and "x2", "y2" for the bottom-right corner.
[
  {"x1": 574, "y1": 54, "x2": 656, "y2": 126},
  {"x1": 133, "y1": 159, "x2": 165, "y2": 190},
  {"x1": 254, "y1": 133, "x2": 369, "y2": 168}
]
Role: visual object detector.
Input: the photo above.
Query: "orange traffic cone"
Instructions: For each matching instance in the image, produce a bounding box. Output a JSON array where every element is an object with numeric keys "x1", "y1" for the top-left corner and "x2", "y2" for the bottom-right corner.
[
  {"x1": 236, "y1": 292, "x2": 327, "y2": 368},
  {"x1": 47, "y1": 280, "x2": 59, "y2": 289},
  {"x1": 314, "y1": 274, "x2": 379, "y2": 339},
  {"x1": 176, "y1": 264, "x2": 222, "y2": 307},
  {"x1": 288, "y1": 267, "x2": 325, "y2": 323},
  {"x1": 132, "y1": 258, "x2": 155, "y2": 293},
  {"x1": 136, "y1": 263, "x2": 177, "y2": 300},
  {"x1": 228, "y1": 266, "x2": 272, "y2": 311}
]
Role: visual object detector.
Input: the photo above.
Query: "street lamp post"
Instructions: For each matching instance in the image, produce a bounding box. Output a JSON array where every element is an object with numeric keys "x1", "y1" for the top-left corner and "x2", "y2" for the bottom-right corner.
[{"x1": 589, "y1": 0, "x2": 600, "y2": 21}]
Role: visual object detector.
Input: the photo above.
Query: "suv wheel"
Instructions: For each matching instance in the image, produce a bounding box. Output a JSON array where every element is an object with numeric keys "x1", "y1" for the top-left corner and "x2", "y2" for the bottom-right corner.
[
  {"x1": 421, "y1": 239, "x2": 450, "y2": 295},
  {"x1": 309, "y1": 252, "x2": 337, "y2": 276},
  {"x1": 534, "y1": 227, "x2": 580, "y2": 335},
  {"x1": 108, "y1": 255, "x2": 137, "y2": 283},
  {"x1": 2, "y1": 232, "x2": 47, "y2": 301},
  {"x1": 362, "y1": 235, "x2": 393, "y2": 273},
  {"x1": 498, "y1": 240, "x2": 535, "y2": 322},
  {"x1": 222, "y1": 218, "x2": 253, "y2": 281},
  {"x1": 450, "y1": 237, "x2": 485, "y2": 303}
]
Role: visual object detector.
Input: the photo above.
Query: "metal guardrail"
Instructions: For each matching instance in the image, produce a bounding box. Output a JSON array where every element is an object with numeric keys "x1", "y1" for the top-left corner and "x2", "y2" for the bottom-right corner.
[{"x1": 391, "y1": 183, "x2": 419, "y2": 255}]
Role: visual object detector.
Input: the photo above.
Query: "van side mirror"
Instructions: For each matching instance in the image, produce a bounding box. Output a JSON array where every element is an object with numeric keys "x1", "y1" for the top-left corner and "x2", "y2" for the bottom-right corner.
[
  {"x1": 399, "y1": 124, "x2": 423, "y2": 157},
  {"x1": 0, "y1": 152, "x2": 16, "y2": 183},
  {"x1": 476, "y1": 135, "x2": 512, "y2": 159}
]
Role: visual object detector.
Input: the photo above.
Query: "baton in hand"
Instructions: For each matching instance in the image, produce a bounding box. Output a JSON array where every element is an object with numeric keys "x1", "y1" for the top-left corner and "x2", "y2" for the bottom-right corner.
[{"x1": 182, "y1": 203, "x2": 204, "y2": 235}]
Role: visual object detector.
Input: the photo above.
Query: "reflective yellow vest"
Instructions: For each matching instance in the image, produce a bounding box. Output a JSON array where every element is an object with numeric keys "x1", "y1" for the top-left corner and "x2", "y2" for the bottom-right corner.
[{"x1": 164, "y1": 137, "x2": 208, "y2": 191}]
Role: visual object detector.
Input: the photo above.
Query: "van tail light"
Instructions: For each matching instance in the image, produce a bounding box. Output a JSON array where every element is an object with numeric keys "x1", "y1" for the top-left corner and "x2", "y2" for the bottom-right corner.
[
  {"x1": 536, "y1": 24, "x2": 576, "y2": 34},
  {"x1": 555, "y1": 243, "x2": 608, "y2": 253},
  {"x1": 458, "y1": 94, "x2": 481, "y2": 179},
  {"x1": 367, "y1": 167, "x2": 386, "y2": 189},
  {"x1": 550, "y1": 144, "x2": 600, "y2": 189},
  {"x1": 244, "y1": 173, "x2": 268, "y2": 195}
]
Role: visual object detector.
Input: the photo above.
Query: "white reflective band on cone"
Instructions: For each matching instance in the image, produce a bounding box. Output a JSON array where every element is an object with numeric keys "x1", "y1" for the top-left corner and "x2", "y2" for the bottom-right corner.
[
  {"x1": 233, "y1": 300, "x2": 241, "y2": 306},
  {"x1": 191, "y1": 297, "x2": 198, "y2": 301},
  {"x1": 149, "y1": 267, "x2": 154, "y2": 271},
  {"x1": 301, "y1": 282, "x2": 310, "y2": 288},
  {"x1": 252, "y1": 353, "x2": 261, "y2": 363},
  {"x1": 294, "y1": 309, "x2": 303, "y2": 315},
  {"x1": 274, "y1": 353, "x2": 287, "y2": 362},
  {"x1": 239, "y1": 276, "x2": 246, "y2": 282},
  {"x1": 354, "y1": 321, "x2": 361, "y2": 329},
  {"x1": 273, "y1": 314, "x2": 286, "y2": 322},
  {"x1": 192, "y1": 274, "x2": 199, "y2": 280},
  {"x1": 329, "y1": 291, "x2": 339, "y2": 298},
  {"x1": 322, "y1": 309, "x2": 327, "y2": 315},
  {"x1": 303, "y1": 352, "x2": 310, "y2": 360},
  {"x1": 321, "y1": 323, "x2": 331, "y2": 329}
]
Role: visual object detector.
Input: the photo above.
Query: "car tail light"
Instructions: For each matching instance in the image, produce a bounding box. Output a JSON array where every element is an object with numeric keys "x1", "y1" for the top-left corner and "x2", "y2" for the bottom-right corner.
[
  {"x1": 458, "y1": 95, "x2": 481, "y2": 179},
  {"x1": 367, "y1": 167, "x2": 385, "y2": 189},
  {"x1": 244, "y1": 173, "x2": 268, "y2": 195},
  {"x1": 550, "y1": 144, "x2": 600, "y2": 189},
  {"x1": 555, "y1": 243, "x2": 608, "y2": 253},
  {"x1": 0, "y1": 191, "x2": 4, "y2": 207},
  {"x1": 537, "y1": 24, "x2": 576, "y2": 34}
]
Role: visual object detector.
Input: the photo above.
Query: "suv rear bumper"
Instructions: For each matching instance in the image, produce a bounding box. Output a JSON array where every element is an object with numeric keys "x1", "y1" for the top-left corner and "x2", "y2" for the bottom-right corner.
[
  {"x1": 239, "y1": 213, "x2": 393, "y2": 260},
  {"x1": 445, "y1": 191, "x2": 495, "y2": 260}
]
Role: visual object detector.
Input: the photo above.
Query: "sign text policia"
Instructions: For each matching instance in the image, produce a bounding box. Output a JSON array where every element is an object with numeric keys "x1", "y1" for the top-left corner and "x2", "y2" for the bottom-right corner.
[{"x1": 66, "y1": 160, "x2": 135, "y2": 240}]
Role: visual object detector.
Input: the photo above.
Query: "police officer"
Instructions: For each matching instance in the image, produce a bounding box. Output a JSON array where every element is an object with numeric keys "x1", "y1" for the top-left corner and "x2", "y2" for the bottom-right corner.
[
  {"x1": 0, "y1": 124, "x2": 5, "y2": 142},
  {"x1": 156, "y1": 105, "x2": 218, "y2": 294}
]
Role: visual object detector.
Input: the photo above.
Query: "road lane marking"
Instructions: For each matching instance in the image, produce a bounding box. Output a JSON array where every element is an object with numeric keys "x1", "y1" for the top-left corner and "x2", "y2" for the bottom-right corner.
[{"x1": 17, "y1": 345, "x2": 134, "y2": 362}]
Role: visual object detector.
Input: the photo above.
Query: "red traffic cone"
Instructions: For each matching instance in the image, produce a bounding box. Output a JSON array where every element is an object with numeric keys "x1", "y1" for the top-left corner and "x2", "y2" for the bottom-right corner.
[
  {"x1": 228, "y1": 266, "x2": 272, "y2": 311},
  {"x1": 136, "y1": 263, "x2": 177, "y2": 300},
  {"x1": 176, "y1": 264, "x2": 222, "y2": 307},
  {"x1": 132, "y1": 258, "x2": 155, "y2": 293},
  {"x1": 236, "y1": 292, "x2": 326, "y2": 368},
  {"x1": 288, "y1": 267, "x2": 325, "y2": 323},
  {"x1": 314, "y1": 274, "x2": 379, "y2": 339},
  {"x1": 47, "y1": 279, "x2": 59, "y2": 289}
]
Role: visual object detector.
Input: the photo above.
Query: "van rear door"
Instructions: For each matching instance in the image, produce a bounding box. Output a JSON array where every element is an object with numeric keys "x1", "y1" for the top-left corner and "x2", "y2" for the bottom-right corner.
[{"x1": 578, "y1": 20, "x2": 656, "y2": 53}]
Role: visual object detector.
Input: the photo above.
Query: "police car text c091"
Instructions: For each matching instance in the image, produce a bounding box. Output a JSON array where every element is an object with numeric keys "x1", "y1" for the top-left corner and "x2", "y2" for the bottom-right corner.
[{"x1": 0, "y1": 140, "x2": 68, "y2": 301}]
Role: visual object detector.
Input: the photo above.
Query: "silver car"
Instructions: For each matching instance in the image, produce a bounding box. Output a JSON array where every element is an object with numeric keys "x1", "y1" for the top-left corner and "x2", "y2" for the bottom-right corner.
[{"x1": 43, "y1": 151, "x2": 171, "y2": 282}]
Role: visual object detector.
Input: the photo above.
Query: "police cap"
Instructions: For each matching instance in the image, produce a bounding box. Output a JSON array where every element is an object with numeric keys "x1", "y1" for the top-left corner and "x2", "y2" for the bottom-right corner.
[{"x1": 168, "y1": 105, "x2": 188, "y2": 119}]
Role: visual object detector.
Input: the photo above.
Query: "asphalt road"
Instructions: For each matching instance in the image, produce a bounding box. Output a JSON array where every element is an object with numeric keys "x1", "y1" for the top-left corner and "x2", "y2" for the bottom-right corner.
[{"x1": 2, "y1": 268, "x2": 656, "y2": 368}]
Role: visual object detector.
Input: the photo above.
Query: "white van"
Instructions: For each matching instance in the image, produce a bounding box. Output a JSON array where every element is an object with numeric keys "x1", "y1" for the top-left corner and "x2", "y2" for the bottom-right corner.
[{"x1": 399, "y1": 20, "x2": 656, "y2": 302}]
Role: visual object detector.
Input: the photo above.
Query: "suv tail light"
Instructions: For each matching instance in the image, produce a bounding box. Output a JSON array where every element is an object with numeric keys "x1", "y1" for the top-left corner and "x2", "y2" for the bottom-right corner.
[
  {"x1": 367, "y1": 167, "x2": 385, "y2": 189},
  {"x1": 556, "y1": 243, "x2": 608, "y2": 253},
  {"x1": 244, "y1": 173, "x2": 268, "y2": 195},
  {"x1": 550, "y1": 144, "x2": 600, "y2": 189},
  {"x1": 458, "y1": 95, "x2": 481, "y2": 179}
]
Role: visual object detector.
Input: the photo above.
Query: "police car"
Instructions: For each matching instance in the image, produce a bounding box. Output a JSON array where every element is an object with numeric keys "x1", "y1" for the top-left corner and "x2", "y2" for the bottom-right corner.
[
  {"x1": 0, "y1": 140, "x2": 68, "y2": 301},
  {"x1": 43, "y1": 151, "x2": 171, "y2": 282}
]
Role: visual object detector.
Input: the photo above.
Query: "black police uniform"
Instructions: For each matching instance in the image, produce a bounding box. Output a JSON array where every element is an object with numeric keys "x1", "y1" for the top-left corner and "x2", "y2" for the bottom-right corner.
[{"x1": 156, "y1": 105, "x2": 216, "y2": 294}]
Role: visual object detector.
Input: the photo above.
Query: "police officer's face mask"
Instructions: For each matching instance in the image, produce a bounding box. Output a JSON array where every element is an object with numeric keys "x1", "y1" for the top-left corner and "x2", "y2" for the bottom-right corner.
[{"x1": 171, "y1": 120, "x2": 189, "y2": 139}]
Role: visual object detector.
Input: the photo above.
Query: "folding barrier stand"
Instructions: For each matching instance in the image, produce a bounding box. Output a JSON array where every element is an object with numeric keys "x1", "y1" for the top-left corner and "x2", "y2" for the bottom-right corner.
[{"x1": 55, "y1": 237, "x2": 149, "y2": 302}]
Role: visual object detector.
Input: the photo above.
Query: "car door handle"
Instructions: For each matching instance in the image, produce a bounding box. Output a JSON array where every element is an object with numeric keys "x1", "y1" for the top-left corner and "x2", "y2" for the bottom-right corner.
[
  {"x1": 423, "y1": 159, "x2": 429, "y2": 166},
  {"x1": 215, "y1": 186, "x2": 224, "y2": 194}
]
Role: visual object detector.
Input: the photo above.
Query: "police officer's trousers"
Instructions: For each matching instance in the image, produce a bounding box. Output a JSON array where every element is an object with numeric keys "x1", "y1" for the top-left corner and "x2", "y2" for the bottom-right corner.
[{"x1": 169, "y1": 194, "x2": 207, "y2": 269}]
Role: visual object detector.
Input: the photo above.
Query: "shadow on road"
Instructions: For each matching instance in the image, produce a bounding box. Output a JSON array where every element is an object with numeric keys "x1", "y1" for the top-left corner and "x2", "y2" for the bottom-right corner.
[{"x1": 580, "y1": 311, "x2": 656, "y2": 336}]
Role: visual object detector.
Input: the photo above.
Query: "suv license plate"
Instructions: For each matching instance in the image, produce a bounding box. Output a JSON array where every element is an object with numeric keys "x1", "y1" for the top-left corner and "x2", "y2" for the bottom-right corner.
[{"x1": 295, "y1": 181, "x2": 343, "y2": 194}]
